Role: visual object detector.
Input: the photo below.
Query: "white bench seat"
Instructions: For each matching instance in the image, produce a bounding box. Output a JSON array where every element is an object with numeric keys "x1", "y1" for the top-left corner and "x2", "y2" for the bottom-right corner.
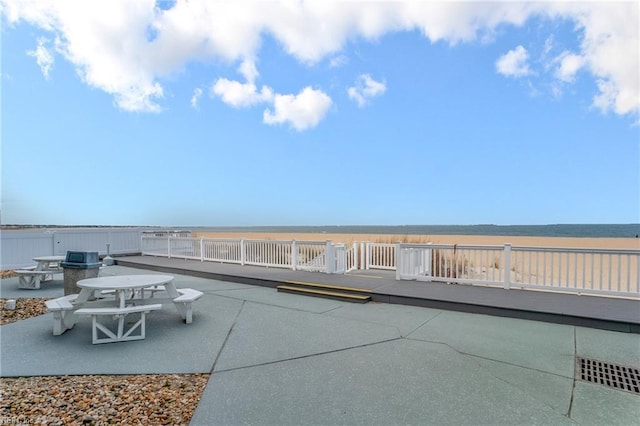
[
  {"x1": 45, "y1": 294, "x2": 79, "y2": 311},
  {"x1": 16, "y1": 269, "x2": 62, "y2": 290},
  {"x1": 173, "y1": 288, "x2": 203, "y2": 324},
  {"x1": 45, "y1": 294, "x2": 80, "y2": 335},
  {"x1": 75, "y1": 304, "x2": 162, "y2": 344}
]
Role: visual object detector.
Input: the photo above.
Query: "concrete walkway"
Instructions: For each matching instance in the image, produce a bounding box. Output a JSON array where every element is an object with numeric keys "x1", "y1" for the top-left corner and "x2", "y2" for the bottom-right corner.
[{"x1": 1, "y1": 265, "x2": 639, "y2": 425}]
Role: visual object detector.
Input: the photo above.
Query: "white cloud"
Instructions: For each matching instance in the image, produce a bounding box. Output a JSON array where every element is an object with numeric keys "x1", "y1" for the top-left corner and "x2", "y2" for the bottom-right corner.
[
  {"x1": 211, "y1": 59, "x2": 273, "y2": 108},
  {"x1": 348, "y1": 74, "x2": 387, "y2": 107},
  {"x1": 191, "y1": 87, "x2": 203, "y2": 109},
  {"x1": 5, "y1": 0, "x2": 164, "y2": 112},
  {"x1": 329, "y1": 54, "x2": 348, "y2": 68},
  {"x1": 542, "y1": 36, "x2": 554, "y2": 59},
  {"x1": 496, "y1": 45, "x2": 531, "y2": 78},
  {"x1": 554, "y1": 2, "x2": 639, "y2": 115},
  {"x1": 592, "y1": 79, "x2": 620, "y2": 114},
  {"x1": 238, "y1": 59, "x2": 259, "y2": 84},
  {"x1": 403, "y1": 2, "x2": 534, "y2": 45},
  {"x1": 263, "y1": 87, "x2": 332, "y2": 131},
  {"x1": 2, "y1": 0, "x2": 638, "y2": 117},
  {"x1": 553, "y1": 52, "x2": 584, "y2": 83},
  {"x1": 26, "y1": 37, "x2": 54, "y2": 78},
  {"x1": 211, "y1": 79, "x2": 273, "y2": 108},
  {"x1": 210, "y1": 57, "x2": 329, "y2": 130}
]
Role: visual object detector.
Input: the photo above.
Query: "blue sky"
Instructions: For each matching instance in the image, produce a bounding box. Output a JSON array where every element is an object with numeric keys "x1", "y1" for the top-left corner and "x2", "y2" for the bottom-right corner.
[{"x1": 1, "y1": 1, "x2": 639, "y2": 227}]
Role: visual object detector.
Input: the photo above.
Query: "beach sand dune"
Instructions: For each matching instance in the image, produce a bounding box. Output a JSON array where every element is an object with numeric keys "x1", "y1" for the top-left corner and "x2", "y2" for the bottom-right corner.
[{"x1": 193, "y1": 231, "x2": 639, "y2": 250}]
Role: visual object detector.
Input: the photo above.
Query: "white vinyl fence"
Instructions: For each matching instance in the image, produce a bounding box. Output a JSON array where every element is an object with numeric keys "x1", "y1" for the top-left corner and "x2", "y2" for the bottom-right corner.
[
  {"x1": 140, "y1": 237, "x2": 639, "y2": 297},
  {"x1": 9, "y1": 229, "x2": 633, "y2": 298},
  {"x1": 361, "y1": 242, "x2": 396, "y2": 270},
  {"x1": 142, "y1": 237, "x2": 355, "y2": 274},
  {"x1": 396, "y1": 243, "x2": 640, "y2": 298},
  {"x1": 1, "y1": 228, "x2": 144, "y2": 269}
]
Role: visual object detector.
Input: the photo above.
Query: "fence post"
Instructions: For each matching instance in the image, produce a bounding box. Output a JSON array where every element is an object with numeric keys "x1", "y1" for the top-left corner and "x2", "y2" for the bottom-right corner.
[
  {"x1": 326, "y1": 241, "x2": 335, "y2": 274},
  {"x1": 240, "y1": 239, "x2": 246, "y2": 266},
  {"x1": 504, "y1": 243, "x2": 512, "y2": 289},
  {"x1": 292, "y1": 240, "x2": 298, "y2": 271},
  {"x1": 365, "y1": 242, "x2": 371, "y2": 270},
  {"x1": 168, "y1": 237, "x2": 172, "y2": 259},
  {"x1": 426, "y1": 242, "x2": 433, "y2": 279},
  {"x1": 636, "y1": 253, "x2": 640, "y2": 296},
  {"x1": 353, "y1": 242, "x2": 359, "y2": 270},
  {"x1": 395, "y1": 243, "x2": 402, "y2": 280},
  {"x1": 200, "y1": 238, "x2": 204, "y2": 262},
  {"x1": 51, "y1": 231, "x2": 58, "y2": 255}
]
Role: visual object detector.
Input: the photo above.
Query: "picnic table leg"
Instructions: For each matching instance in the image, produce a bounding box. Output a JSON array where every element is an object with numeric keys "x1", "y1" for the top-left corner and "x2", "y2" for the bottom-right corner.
[
  {"x1": 164, "y1": 282, "x2": 188, "y2": 321},
  {"x1": 50, "y1": 311, "x2": 78, "y2": 335},
  {"x1": 171, "y1": 302, "x2": 187, "y2": 321},
  {"x1": 58, "y1": 289, "x2": 91, "y2": 334},
  {"x1": 18, "y1": 275, "x2": 30, "y2": 288},
  {"x1": 18, "y1": 274, "x2": 41, "y2": 290},
  {"x1": 53, "y1": 311, "x2": 78, "y2": 335},
  {"x1": 51, "y1": 312, "x2": 65, "y2": 335}
]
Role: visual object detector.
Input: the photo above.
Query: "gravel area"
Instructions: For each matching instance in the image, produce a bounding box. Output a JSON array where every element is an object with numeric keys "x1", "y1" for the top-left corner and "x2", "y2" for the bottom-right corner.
[
  {"x1": 1, "y1": 297, "x2": 50, "y2": 325},
  {"x1": 1, "y1": 273, "x2": 210, "y2": 425},
  {"x1": 0, "y1": 374, "x2": 209, "y2": 425}
]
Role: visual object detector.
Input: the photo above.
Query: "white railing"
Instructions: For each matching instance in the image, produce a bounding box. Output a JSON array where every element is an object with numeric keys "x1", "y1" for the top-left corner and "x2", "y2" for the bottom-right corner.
[
  {"x1": 142, "y1": 237, "x2": 338, "y2": 273},
  {"x1": 333, "y1": 243, "x2": 360, "y2": 274},
  {"x1": 362, "y1": 242, "x2": 396, "y2": 270},
  {"x1": 396, "y1": 243, "x2": 640, "y2": 298},
  {"x1": 140, "y1": 237, "x2": 640, "y2": 297},
  {"x1": 346, "y1": 243, "x2": 359, "y2": 272},
  {"x1": 142, "y1": 235, "x2": 173, "y2": 257},
  {"x1": 510, "y1": 246, "x2": 640, "y2": 295},
  {"x1": 168, "y1": 237, "x2": 202, "y2": 260},
  {"x1": 203, "y1": 239, "x2": 243, "y2": 264},
  {"x1": 244, "y1": 239, "x2": 292, "y2": 269},
  {"x1": 294, "y1": 241, "x2": 329, "y2": 272}
]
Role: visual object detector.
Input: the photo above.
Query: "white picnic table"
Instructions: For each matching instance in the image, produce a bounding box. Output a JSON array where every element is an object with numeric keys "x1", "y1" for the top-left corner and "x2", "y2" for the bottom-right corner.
[
  {"x1": 76, "y1": 274, "x2": 178, "y2": 308},
  {"x1": 16, "y1": 255, "x2": 65, "y2": 289},
  {"x1": 45, "y1": 274, "x2": 203, "y2": 344},
  {"x1": 33, "y1": 255, "x2": 65, "y2": 270}
]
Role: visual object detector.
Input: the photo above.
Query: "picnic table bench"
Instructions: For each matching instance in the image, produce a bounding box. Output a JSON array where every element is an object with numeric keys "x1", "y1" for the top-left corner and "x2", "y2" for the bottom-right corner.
[
  {"x1": 16, "y1": 268, "x2": 63, "y2": 289},
  {"x1": 16, "y1": 255, "x2": 65, "y2": 289},
  {"x1": 174, "y1": 288, "x2": 203, "y2": 324},
  {"x1": 75, "y1": 304, "x2": 163, "y2": 344},
  {"x1": 44, "y1": 275, "x2": 203, "y2": 344}
]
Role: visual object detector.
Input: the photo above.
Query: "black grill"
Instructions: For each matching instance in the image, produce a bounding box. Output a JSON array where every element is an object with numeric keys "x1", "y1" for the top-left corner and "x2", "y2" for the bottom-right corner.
[
  {"x1": 61, "y1": 251, "x2": 100, "y2": 269},
  {"x1": 577, "y1": 357, "x2": 640, "y2": 395}
]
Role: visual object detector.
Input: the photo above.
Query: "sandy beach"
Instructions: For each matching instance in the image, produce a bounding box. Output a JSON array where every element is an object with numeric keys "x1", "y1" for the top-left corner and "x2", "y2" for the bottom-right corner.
[{"x1": 193, "y1": 231, "x2": 640, "y2": 250}]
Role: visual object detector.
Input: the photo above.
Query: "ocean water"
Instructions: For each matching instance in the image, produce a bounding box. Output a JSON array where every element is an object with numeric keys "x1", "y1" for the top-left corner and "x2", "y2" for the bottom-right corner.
[{"x1": 195, "y1": 224, "x2": 640, "y2": 238}]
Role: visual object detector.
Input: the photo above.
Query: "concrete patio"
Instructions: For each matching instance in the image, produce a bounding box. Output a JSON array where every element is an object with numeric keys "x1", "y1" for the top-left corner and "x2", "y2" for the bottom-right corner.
[{"x1": 1, "y1": 264, "x2": 639, "y2": 425}]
